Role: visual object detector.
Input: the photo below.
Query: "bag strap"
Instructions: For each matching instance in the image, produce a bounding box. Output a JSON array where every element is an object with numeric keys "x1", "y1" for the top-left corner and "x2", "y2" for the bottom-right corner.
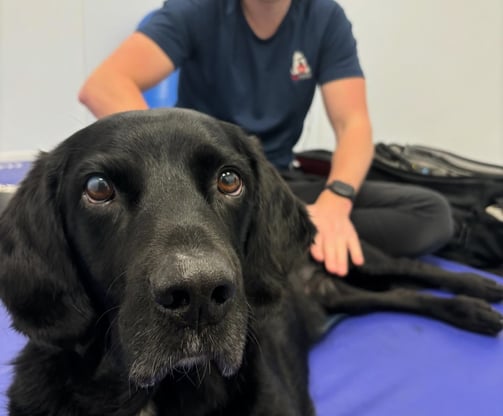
[
  {"x1": 375, "y1": 143, "x2": 503, "y2": 179},
  {"x1": 374, "y1": 143, "x2": 416, "y2": 172}
]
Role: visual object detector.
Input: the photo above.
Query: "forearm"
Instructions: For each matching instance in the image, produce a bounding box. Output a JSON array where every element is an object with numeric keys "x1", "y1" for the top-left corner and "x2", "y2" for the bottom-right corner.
[
  {"x1": 79, "y1": 72, "x2": 149, "y2": 119},
  {"x1": 78, "y1": 32, "x2": 175, "y2": 119},
  {"x1": 320, "y1": 78, "x2": 374, "y2": 195},
  {"x1": 309, "y1": 120, "x2": 372, "y2": 274},
  {"x1": 326, "y1": 118, "x2": 374, "y2": 192}
]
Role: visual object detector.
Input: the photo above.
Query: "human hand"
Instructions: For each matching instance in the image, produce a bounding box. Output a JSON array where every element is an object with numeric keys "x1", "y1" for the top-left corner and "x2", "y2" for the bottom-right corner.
[{"x1": 307, "y1": 191, "x2": 364, "y2": 276}]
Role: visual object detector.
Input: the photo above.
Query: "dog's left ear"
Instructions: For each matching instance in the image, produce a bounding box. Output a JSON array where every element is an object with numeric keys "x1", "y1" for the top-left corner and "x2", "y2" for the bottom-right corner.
[
  {"x1": 0, "y1": 148, "x2": 95, "y2": 345},
  {"x1": 228, "y1": 130, "x2": 316, "y2": 305}
]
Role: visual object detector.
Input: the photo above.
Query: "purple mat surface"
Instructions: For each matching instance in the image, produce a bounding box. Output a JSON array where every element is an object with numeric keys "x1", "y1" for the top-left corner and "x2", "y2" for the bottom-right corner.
[
  {"x1": 309, "y1": 257, "x2": 503, "y2": 415},
  {"x1": 0, "y1": 162, "x2": 31, "y2": 185}
]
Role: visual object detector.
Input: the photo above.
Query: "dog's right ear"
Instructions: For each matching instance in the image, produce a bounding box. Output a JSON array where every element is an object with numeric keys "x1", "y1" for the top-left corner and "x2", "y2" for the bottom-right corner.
[{"x1": 0, "y1": 150, "x2": 94, "y2": 345}]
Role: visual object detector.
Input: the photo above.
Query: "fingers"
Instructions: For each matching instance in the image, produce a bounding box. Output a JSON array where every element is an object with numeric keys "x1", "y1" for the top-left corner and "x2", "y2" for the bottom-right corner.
[
  {"x1": 310, "y1": 222, "x2": 364, "y2": 277},
  {"x1": 348, "y1": 231, "x2": 364, "y2": 266},
  {"x1": 310, "y1": 233, "x2": 325, "y2": 263},
  {"x1": 306, "y1": 202, "x2": 364, "y2": 277}
]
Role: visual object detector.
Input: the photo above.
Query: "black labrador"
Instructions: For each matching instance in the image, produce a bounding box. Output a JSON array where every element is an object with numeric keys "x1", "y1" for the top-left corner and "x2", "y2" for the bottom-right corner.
[{"x1": 0, "y1": 108, "x2": 502, "y2": 416}]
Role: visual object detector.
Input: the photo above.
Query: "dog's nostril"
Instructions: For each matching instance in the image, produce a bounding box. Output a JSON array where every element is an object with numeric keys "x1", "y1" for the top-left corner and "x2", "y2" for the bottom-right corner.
[
  {"x1": 211, "y1": 283, "x2": 235, "y2": 305},
  {"x1": 157, "y1": 289, "x2": 190, "y2": 310}
]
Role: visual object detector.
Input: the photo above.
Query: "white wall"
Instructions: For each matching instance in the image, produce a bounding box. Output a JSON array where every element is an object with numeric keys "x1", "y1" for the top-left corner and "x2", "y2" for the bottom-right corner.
[
  {"x1": 0, "y1": 0, "x2": 160, "y2": 159},
  {"x1": 297, "y1": 0, "x2": 503, "y2": 165},
  {"x1": 1, "y1": 0, "x2": 502, "y2": 164}
]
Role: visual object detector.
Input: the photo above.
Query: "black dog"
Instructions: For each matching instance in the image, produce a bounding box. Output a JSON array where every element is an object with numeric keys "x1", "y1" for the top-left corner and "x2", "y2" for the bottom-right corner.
[{"x1": 0, "y1": 108, "x2": 502, "y2": 416}]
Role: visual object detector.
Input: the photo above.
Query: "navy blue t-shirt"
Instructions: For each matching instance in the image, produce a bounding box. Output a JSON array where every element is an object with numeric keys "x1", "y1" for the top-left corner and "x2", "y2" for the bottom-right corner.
[{"x1": 138, "y1": 0, "x2": 363, "y2": 169}]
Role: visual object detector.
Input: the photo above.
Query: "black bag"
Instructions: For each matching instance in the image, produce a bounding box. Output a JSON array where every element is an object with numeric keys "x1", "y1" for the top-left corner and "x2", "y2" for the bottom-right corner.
[{"x1": 368, "y1": 143, "x2": 503, "y2": 268}]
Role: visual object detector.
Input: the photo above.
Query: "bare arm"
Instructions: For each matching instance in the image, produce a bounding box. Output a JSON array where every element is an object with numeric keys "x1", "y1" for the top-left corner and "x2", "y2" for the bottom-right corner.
[
  {"x1": 78, "y1": 32, "x2": 175, "y2": 118},
  {"x1": 307, "y1": 77, "x2": 374, "y2": 276}
]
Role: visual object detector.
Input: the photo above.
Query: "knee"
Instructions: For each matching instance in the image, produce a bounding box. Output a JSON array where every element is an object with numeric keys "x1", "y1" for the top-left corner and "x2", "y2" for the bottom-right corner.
[{"x1": 406, "y1": 190, "x2": 454, "y2": 256}]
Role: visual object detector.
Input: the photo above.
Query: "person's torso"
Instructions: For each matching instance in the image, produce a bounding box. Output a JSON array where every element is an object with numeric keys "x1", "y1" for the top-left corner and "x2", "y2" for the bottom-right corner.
[{"x1": 141, "y1": 0, "x2": 359, "y2": 169}]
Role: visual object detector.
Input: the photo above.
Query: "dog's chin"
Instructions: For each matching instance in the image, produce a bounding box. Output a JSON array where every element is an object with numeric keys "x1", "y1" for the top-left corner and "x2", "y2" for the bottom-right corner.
[
  {"x1": 121, "y1": 300, "x2": 250, "y2": 388},
  {"x1": 129, "y1": 351, "x2": 244, "y2": 388}
]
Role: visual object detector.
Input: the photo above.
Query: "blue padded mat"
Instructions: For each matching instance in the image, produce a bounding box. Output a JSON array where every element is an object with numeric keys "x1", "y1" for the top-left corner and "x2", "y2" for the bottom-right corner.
[
  {"x1": 309, "y1": 257, "x2": 503, "y2": 415},
  {"x1": 0, "y1": 310, "x2": 25, "y2": 415},
  {"x1": 0, "y1": 162, "x2": 31, "y2": 185},
  {"x1": 1, "y1": 164, "x2": 503, "y2": 415}
]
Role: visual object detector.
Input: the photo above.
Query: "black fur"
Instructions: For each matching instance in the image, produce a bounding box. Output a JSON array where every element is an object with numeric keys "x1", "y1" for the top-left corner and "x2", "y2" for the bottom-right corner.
[{"x1": 0, "y1": 108, "x2": 502, "y2": 415}]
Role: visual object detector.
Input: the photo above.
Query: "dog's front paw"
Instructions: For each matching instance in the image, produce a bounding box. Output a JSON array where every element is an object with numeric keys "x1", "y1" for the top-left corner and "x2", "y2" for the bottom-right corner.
[
  {"x1": 457, "y1": 274, "x2": 503, "y2": 303},
  {"x1": 444, "y1": 295, "x2": 503, "y2": 336}
]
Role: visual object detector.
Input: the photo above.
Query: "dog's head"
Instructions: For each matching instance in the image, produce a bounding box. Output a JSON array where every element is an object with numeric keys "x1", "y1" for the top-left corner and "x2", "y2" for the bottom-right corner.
[{"x1": 0, "y1": 108, "x2": 314, "y2": 387}]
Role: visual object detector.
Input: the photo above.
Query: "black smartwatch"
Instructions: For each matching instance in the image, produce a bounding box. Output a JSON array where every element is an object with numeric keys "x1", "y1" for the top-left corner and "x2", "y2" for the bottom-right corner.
[{"x1": 325, "y1": 180, "x2": 356, "y2": 202}]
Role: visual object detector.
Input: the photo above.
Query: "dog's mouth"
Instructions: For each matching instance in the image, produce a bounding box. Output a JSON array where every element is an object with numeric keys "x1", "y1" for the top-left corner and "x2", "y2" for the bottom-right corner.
[
  {"x1": 129, "y1": 348, "x2": 245, "y2": 388},
  {"x1": 124, "y1": 315, "x2": 249, "y2": 389}
]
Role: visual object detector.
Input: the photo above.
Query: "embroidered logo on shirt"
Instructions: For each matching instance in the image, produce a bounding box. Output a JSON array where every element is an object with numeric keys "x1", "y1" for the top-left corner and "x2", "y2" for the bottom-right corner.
[{"x1": 290, "y1": 51, "x2": 312, "y2": 81}]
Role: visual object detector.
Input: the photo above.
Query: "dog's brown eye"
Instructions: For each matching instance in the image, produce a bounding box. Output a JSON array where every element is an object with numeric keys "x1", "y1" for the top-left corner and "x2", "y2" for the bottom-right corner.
[
  {"x1": 217, "y1": 170, "x2": 243, "y2": 196},
  {"x1": 84, "y1": 176, "x2": 115, "y2": 203}
]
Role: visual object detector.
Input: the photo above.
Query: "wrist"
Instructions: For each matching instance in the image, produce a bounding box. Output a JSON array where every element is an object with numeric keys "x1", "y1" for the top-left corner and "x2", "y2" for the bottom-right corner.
[{"x1": 317, "y1": 189, "x2": 353, "y2": 215}]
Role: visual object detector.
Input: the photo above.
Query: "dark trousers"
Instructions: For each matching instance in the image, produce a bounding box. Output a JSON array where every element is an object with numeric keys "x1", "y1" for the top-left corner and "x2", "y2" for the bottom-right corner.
[{"x1": 281, "y1": 170, "x2": 454, "y2": 258}]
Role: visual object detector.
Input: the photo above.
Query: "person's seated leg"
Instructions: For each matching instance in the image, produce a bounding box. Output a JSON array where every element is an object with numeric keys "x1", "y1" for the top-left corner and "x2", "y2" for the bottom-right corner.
[{"x1": 351, "y1": 181, "x2": 454, "y2": 257}]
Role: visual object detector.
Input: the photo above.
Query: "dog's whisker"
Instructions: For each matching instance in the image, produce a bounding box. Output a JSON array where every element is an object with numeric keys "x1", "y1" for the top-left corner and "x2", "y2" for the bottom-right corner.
[
  {"x1": 105, "y1": 270, "x2": 128, "y2": 298},
  {"x1": 104, "y1": 314, "x2": 120, "y2": 343},
  {"x1": 247, "y1": 327, "x2": 260, "y2": 350},
  {"x1": 70, "y1": 302, "x2": 89, "y2": 317},
  {"x1": 96, "y1": 305, "x2": 121, "y2": 327},
  {"x1": 194, "y1": 363, "x2": 204, "y2": 387}
]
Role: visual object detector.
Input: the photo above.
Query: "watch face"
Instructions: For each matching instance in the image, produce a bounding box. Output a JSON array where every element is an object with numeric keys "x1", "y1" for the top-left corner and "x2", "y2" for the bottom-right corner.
[{"x1": 327, "y1": 181, "x2": 355, "y2": 200}]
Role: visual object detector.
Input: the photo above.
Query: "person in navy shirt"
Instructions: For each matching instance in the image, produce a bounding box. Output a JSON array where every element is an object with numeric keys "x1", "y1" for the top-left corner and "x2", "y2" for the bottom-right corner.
[{"x1": 79, "y1": 0, "x2": 454, "y2": 276}]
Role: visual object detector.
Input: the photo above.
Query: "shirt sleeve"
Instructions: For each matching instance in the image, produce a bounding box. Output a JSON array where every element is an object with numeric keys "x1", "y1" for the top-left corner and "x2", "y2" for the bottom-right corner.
[
  {"x1": 317, "y1": 3, "x2": 364, "y2": 85},
  {"x1": 136, "y1": 0, "x2": 194, "y2": 68}
]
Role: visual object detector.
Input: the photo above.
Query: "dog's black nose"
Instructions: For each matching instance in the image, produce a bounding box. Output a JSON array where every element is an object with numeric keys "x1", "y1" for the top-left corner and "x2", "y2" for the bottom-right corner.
[{"x1": 153, "y1": 279, "x2": 236, "y2": 328}]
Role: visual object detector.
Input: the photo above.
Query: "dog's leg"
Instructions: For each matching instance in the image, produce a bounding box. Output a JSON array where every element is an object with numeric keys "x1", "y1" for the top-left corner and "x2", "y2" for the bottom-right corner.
[
  {"x1": 355, "y1": 242, "x2": 503, "y2": 302},
  {"x1": 309, "y1": 275, "x2": 503, "y2": 336}
]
